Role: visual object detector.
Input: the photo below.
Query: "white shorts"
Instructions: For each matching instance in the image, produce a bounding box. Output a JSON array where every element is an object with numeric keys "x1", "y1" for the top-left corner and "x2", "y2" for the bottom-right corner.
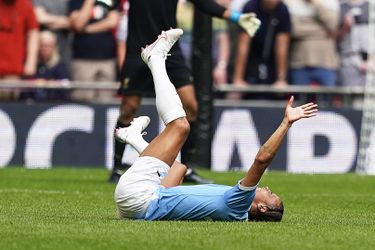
[{"x1": 114, "y1": 156, "x2": 169, "y2": 219}]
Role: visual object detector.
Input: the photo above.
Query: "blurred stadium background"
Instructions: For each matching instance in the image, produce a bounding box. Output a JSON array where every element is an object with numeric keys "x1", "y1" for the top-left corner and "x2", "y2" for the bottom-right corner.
[
  {"x1": 0, "y1": 0, "x2": 374, "y2": 175},
  {"x1": 1, "y1": 1, "x2": 375, "y2": 249}
]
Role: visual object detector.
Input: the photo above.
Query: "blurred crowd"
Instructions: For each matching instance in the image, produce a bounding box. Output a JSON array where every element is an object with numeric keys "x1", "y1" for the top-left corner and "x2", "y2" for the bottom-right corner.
[{"x1": 0, "y1": 0, "x2": 371, "y2": 101}]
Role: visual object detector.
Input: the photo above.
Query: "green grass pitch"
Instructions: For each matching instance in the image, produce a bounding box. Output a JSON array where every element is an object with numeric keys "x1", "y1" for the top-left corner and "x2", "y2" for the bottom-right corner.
[{"x1": 1, "y1": 167, "x2": 374, "y2": 250}]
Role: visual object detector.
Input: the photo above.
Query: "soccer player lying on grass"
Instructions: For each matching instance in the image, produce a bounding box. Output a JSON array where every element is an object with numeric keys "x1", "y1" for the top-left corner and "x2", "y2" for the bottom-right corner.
[{"x1": 114, "y1": 28, "x2": 318, "y2": 222}]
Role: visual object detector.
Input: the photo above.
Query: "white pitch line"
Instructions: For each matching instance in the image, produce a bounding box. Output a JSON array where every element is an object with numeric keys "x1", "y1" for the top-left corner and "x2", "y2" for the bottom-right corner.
[
  {"x1": 0, "y1": 188, "x2": 108, "y2": 196},
  {"x1": 0, "y1": 188, "x2": 65, "y2": 195}
]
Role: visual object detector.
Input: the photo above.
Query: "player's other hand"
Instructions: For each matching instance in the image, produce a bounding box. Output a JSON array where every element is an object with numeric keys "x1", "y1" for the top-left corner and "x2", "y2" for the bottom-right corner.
[
  {"x1": 239, "y1": 13, "x2": 261, "y2": 37},
  {"x1": 285, "y1": 96, "x2": 318, "y2": 124}
]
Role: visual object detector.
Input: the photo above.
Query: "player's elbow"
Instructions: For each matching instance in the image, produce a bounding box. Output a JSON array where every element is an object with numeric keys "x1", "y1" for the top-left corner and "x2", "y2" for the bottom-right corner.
[{"x1": 254, "y1": 151, "x2": 272, "y2": 166}]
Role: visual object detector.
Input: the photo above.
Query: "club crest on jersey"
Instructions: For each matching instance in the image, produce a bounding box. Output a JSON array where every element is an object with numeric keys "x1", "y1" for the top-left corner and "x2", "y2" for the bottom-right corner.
[{"x1": 122, "y1": 78, "x2": 130, "y2": 89}]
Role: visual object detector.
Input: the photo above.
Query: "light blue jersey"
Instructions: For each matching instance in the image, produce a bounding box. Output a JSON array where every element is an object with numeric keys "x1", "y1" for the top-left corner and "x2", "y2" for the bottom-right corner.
[{"x1": 144, "y1": 182, "x2": 256, "y2": 221}]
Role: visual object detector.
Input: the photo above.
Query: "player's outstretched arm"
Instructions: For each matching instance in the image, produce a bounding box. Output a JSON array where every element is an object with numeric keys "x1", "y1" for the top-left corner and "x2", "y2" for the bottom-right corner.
[
  {"x1": 241, "y1": 96, "x2": 318, "y2": 187},
  {"x1": 189, "y1": 0, "x2": 261, "y2": 37}
]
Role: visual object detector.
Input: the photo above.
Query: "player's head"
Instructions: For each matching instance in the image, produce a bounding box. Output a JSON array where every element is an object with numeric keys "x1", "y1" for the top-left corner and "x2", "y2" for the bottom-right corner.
[
  {"x1": 248, "y1": 187, "x2": 284, "y2": 222},
  {"x1": 262, "y1": 0, "x2": 280, "y2": 12},
  {"x1": 39, "y1": 31, "x2": 59, "y2": 65}
]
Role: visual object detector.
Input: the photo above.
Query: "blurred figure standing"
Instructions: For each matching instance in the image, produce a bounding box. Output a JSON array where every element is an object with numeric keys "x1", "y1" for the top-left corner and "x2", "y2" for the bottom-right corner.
[
  {"x1": 225, "y1": 0, "x2": 248, "y2": 84},
  {"x1": 232, "y1": 0, "x2": 291, "y2": 99},
  {"x1": 0, "y1": 0, "x2": 39, "y2": 79},
  {"x1": 0, "y1": 0, "x2": 39, "y2": 100},
  {"x1": 28, "y1": 30, "x2": 70, "y2": 100},
  {"x1": 33, "y1": 0, "x2": 72, "y2": 65},
  {"x1": 337, "y1": 0, "x2": 369, "y2": 87},
  {"x1": 212, "y1": 0, "x2": 231, "y2": 86},
  {"x1": 116, "y1": 0, "x2": 129, "y2": 70},
  {"x1": 69, "y1": 0, "x2": 119, "y2": 101},
  {"x1": 285, "y1": 0, "x2": 340, "y2": 87}
]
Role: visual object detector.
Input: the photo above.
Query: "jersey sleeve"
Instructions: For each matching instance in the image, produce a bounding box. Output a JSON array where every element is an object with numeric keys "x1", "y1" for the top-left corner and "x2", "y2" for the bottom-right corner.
[
  {"x1": 223, "y1": 181, "x2": 257, "y2": 213},
  {"x1": 189, "y1": 0, "x2": 226, "y2": 18}
]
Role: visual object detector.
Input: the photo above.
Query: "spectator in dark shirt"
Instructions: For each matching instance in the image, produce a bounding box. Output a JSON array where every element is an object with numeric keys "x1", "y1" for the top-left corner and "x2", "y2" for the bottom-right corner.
[
  {"x1": 35, "y1": 31, "x2": 70, "y2": 81},
  {"x1": 231, "y1": 0, "x2": 291, "y2": 99},
  {"x1": 69, "y1": 0, "x2": 119, "y2": 101}
]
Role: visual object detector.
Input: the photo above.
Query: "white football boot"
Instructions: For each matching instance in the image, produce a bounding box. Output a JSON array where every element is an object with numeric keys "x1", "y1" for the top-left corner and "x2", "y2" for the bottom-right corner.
[
  {"x1": 141, "y1": 28, "x2": 183, "y2": 64},
  {"x1": 115, "y1": 116, "x2": 151, "y2": 144}
]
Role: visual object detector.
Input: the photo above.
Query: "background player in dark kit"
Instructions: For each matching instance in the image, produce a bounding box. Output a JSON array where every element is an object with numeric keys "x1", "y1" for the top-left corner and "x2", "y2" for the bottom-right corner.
[{"x1": 111, "y1": 0, "x2": 261, "y2": 183}]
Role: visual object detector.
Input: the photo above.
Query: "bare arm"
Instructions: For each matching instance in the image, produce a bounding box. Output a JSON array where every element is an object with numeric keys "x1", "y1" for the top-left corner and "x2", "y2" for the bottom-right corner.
[
  {"x1": 241, "y1": 96, "x2": 318, "y2": 187},
  {"x1": 273, "y1": 33, "x2": 290, "y2": 87},
  {"x1": 84, "y1": 10, "x2": 119, "y2": 34},
  {"x1": 23, "y1": 29, "x2": 39, "y2": 76},
  {"x1": 233, "y1": 32, "x2": 251, "y2": 84},
  {"x1": 70, "y1": 0, "x2": 95, "y2": 33},
  {"x1": 161, "y1": 161, "x2": 188, "y2": 188},
  {"x1": 34, "y1": 6, "x2": 70, "y2": 30},
  {"x1": 117, "y1": 41, "x2": 126, "y2": 70},
  {"x1": 213, "y1": 31, "x2": 230, "y2": 85},
  {"x1": 189, "y1": 0, "x2": 227, "y2": 18}
]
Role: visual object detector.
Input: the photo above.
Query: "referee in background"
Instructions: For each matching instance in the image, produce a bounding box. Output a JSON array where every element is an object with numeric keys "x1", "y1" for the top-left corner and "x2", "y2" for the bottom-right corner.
[{"x1": 110, "y1": 0, "x2": 261, "y2": 184}]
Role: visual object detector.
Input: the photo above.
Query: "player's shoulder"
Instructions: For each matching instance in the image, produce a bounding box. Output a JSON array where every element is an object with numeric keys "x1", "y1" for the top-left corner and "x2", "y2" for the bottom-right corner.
[
  {"x1": 242, "y1": 0, "x2": 258, "y2": 13},
  {"x1": 276, "y1": 1, "x2": 290, "y2": 15}
]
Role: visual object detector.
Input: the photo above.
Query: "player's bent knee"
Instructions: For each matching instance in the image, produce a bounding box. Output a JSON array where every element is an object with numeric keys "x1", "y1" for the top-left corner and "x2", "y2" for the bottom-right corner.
[{"x1": 171, "y1": 118, "x2": 190, "y2": 136}]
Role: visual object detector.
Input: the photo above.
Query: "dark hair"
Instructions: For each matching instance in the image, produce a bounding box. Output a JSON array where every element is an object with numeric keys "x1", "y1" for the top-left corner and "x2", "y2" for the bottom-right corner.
[{"x1": 248, "y1": 202, "x2": 284, "y2": 222}]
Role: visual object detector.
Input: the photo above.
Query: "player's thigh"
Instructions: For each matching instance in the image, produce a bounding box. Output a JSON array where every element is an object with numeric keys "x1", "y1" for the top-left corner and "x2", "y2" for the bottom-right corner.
[{"x1": 141, "y1": 118, "x2": 190, "y2": 166}]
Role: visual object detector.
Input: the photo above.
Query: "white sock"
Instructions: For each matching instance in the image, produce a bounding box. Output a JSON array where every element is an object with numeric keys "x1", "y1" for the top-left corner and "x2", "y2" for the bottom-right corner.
[
  {"x1": 127, "y1": 133, "x2": 149, "y2": 155},
  {"x1": 148, "y1": 56, "x2": 186, "y2": 125}
]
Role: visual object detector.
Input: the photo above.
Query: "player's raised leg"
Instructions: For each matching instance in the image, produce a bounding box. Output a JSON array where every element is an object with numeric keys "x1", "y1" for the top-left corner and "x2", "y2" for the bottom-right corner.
[
  {"x1": 115, "y1": 29, "x2": 189, "y2": 184},
  {"x1": 130, "y1": 29, "x2": 190, "y2": 168}
]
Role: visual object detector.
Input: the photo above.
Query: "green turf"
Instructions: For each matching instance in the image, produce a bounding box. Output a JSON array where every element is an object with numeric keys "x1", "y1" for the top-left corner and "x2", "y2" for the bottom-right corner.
[{"x1": 1, "y1": 168, "x2": 374, "y2": 250}]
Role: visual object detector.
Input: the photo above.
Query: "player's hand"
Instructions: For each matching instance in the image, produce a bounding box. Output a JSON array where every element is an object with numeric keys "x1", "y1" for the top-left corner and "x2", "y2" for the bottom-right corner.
[
  {"x1": 285, "y1": 96, "x2": 318, "y2": 124},
  {"x1": 238, "y1": 13, "x2": 261, "y2": 37},
  {"x1": 213, "y1": 65, "x2": 227, "y2": 85},
  {"x1": 23, "y1": 61, "x2": 36, "y2": 76}
]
